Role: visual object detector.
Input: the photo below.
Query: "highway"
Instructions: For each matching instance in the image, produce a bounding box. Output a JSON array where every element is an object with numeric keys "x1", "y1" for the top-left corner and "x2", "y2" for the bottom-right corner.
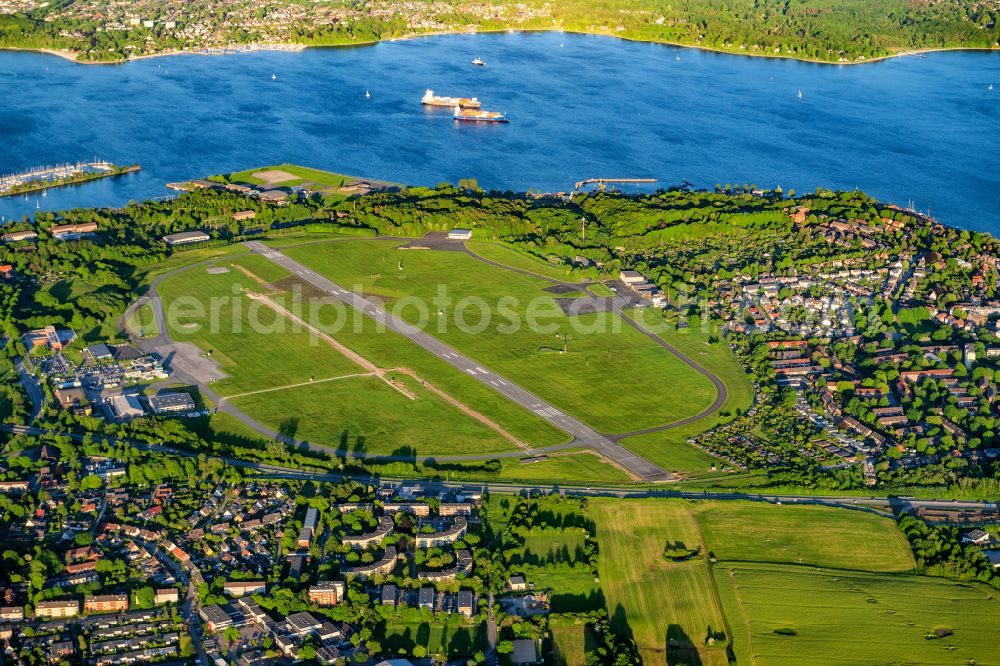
[
  {"x1": 4, "y1": 423, "x2": 997, "y2": 516},
  {"x1": 244, "y1": 240, "x2": 672, "y2": 482}
]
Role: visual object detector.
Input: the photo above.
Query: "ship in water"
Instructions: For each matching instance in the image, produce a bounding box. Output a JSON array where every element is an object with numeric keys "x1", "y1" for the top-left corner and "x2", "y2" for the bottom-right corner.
[
  {"x1": 453, "y1": 107, "x2": 508, "y2": 123},
  {"x1": 472, "y1": 57, "x2": 485, "y2": 66},
  {"x1": 422, "y1": 89, "x2": 481, "y2": 108}
]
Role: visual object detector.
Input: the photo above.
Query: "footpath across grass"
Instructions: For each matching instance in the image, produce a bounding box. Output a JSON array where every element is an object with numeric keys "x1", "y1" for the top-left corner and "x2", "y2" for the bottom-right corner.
[{"x1": 715, "y1": 562, "x2": 1000, "y2": 665}]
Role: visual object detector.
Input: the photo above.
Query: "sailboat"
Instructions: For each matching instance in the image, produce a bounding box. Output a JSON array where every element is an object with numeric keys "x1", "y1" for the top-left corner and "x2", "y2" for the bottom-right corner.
[
  {"x1": 365, "y1": 89, "x2": 371, "y2": 99},
  {"x1": 272, "y1": 73, "x2": 277, "y2": 81},
  {"x1": 990, "y1": 83, "x2": 994, "y2": 91},
  {"x1": 797, "y1": 89, "x2": 803, "y2": 100}
]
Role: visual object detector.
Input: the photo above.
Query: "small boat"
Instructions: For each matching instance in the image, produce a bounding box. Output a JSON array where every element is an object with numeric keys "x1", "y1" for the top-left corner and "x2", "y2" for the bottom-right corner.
[
  {"x1": 453, "y1": 107, "x2": 508, "y2": 123},
  {"x1": 675, "y1": 55, "x2": 680, "y2": 61},
  {"x1": 472, "y1": 57, "x2": 485, "y2": 66},
  {"x1": 271, "y1": 73, "x2": 277, "y2": 81},
  {"x1": 365, "y1": 89, "x2": 371, "y2": 98},
  {"x1": 990, "y1": 84, "x2": 994, "y2": 91},
  {"x1": 797, "y1": 89, "x2": 803, "y2": 99}
]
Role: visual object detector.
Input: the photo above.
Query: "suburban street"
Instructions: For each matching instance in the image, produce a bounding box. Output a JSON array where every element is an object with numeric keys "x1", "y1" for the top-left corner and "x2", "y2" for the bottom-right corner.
[
  {"x1": 244, "y1": 240, "x2": 673, "y2": 482},
  {"x1": 15, "y1": 356, "x2": 43, "y2": 422}
]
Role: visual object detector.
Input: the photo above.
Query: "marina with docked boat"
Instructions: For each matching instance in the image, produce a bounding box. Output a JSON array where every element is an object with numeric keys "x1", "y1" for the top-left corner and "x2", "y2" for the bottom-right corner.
[{"x1": 0, "y1": 161, "x2": 140, "y2": 198}]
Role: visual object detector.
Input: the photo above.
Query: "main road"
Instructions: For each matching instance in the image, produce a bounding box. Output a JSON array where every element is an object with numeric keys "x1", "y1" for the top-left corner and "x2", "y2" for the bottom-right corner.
[
  {"x1": 243, "y1": 240, "x2": 672, "y2": 482},
  {"x1": 4, "y1": 423, "x2": 996, "y2": 517}
]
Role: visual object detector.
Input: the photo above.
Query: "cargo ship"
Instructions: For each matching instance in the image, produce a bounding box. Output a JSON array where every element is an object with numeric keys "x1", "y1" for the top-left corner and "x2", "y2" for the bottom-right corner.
[
  {"x1": 453, "y1": 107, "x2": 508, "y2": 123},
  {"x1": 422, "y1": 89, "x2": 481, "y2": 109}
]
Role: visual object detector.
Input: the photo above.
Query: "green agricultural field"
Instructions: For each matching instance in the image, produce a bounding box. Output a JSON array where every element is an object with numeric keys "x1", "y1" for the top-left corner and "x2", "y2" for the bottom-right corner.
[
  {"x1": 282, "y1": 239, "x2": 719, "y2": 433},
  {"x1": 589, "y1": 499, "x2": 730, "y2": 666},
  {"x1": 715, "y1": 562, "x2": 1000, "y2": 665},
  {"x1": 378, "y1": 620, "x2": 487, "y2": 659},
  {"x1": 229, "y1": 374, "x2": 518, "y2": 457},
  {"x1": 694, "y1": 501, "x2": 916, "y2": 571}
]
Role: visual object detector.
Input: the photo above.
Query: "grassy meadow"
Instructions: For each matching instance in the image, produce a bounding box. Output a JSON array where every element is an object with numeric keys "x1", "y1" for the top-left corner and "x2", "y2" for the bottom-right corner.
[
  {"x1": 157, "y1": 265, "x2": 361, "y2": 394},
  {"x1": 156, "y1": 260, "x2": 552, "y2": 455},
  {"x1": 617, "y1": 321, "x2": 756, "y2": 477},
  {"x1": 229, "y1": 374, "x2": 518, "y2": 457},
  {"x1": 550, "y1": 624, "x2": 589, "y2": 666},
  {"x1": 465, "y1": 241, "x2": 588, "y2": 282},
  {"x1": 378, "y1": 620, "x2": 487, "y2": 658},
  {"x1": 283, "y1": 239, "x2": 719, "y2": 433}
]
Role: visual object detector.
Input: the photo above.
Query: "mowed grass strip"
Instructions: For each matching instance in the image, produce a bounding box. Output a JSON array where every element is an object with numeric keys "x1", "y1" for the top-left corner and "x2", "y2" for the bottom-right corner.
[
  {"x1": 229, "y1": 374, "x2": 517, "y2": 457},
  {"x1": 283, "y1": 239, "x2": 717, "y2": 433},
  {"x1": 589, "y1": 499, "x2": 730, "y2": 666},
  {"x1": 618, "y1": 323, "x2": 756, "y2": 477},
  {"x1": 465, "y1": 241, "x2": 588, "y2": 282},
  {"x1": 715, "y1": 562, "x2": 1000, "y2": 666},
  {"x1": 157, "y1": 267, "x2": 360, "y2": 395},
  {"x1": 693, "y1": 501, "x2": 916, "y2": 572}
]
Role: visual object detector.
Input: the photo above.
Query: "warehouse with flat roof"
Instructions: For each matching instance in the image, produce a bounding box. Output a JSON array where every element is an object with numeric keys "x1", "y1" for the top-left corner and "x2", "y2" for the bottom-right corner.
[
  {"x1": 148, "y1": 392, "x2": 196, "y2": 414},
  {"x1": 162, "y1": 231, "x2": 210, "y2": 246}
]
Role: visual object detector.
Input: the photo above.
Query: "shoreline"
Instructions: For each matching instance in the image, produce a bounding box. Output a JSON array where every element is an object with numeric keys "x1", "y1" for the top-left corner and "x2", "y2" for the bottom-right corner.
[
  {"x1": 2, "y1": 29, "x2": 998, "y2": 67},
  {"x1": 0, "y1": 164, "x2": 140, "y2": 198}
]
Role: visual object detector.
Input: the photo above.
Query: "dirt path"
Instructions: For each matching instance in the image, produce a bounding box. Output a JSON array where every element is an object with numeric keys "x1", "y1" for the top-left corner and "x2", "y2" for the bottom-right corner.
[
  {"x1": 231, "y1": 262, "x2": 278, "y2": 289},
  {"x1": 219, "y1": 373, "x2": 375, "y2": 402},
  {"x1": 388, "y1": 366, "x2": 533, "y2": 451}
]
